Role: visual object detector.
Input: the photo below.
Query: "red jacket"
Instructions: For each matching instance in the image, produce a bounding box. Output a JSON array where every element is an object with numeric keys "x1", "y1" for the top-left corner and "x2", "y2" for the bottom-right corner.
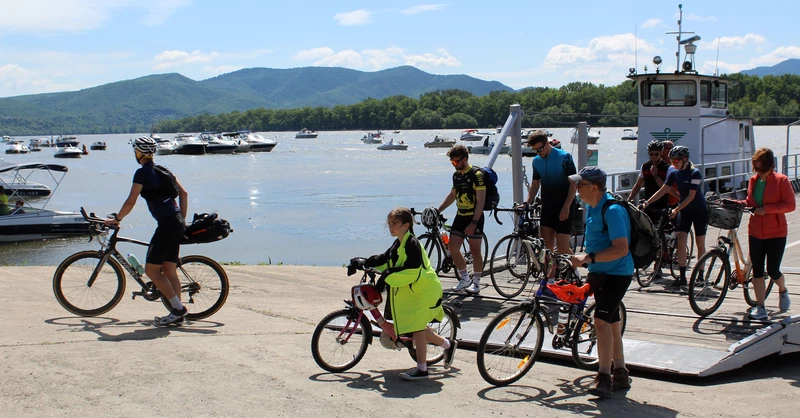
[{"x1": 738, "y1": 172, "x2": 796, "y2": 239}]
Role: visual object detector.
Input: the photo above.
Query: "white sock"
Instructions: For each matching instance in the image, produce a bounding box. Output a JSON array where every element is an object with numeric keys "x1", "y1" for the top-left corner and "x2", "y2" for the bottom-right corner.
[
  {"x1": 441, "y1": 338, "x2": 451, "y2": 349},
  {"x1": 458, "y1": 269, "x2": 469, "y2": 281},
  {"x1": 417, "y1": 362, "x2": 427, "y2": 372},
  {"x1": 472, "y1": 272, "x2": 482, "y2": 285},
  {"x1": 169, "y1": 296, "x2": 184, "y2": 311}
]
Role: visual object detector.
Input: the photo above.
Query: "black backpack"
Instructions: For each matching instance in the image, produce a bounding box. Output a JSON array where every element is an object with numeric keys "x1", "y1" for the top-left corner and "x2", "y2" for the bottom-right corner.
[
  {"x1": 600, "y1": 195, "x2": 660, "y2": 269},
  {"x1": 140, "y1": 165, "x2": 179, "y2": 200},
  {"x1": 182, "y1": 212, "x2": 233, "y2": 244},
  {"x1": 469, "y1": 166, "x2": 500, "y2": 211}
]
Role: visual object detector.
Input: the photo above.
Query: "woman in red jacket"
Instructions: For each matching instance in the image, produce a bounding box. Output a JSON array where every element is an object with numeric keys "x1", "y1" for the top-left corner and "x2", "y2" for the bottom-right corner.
[{"x1": 735, "y1": 148, "x2": 795, "y2": 320}]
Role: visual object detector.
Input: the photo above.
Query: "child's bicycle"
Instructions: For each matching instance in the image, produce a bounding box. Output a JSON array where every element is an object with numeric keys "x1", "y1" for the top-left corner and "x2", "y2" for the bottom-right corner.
[
  {"x1": 52, "y1": 208, "x2": 229, "y2": 320},
  {"x1": 476, "y1": 254, "x2": 627, "y2": 386},
  {"x1": 311, "y1": 264, "x2": 460, "y2": 372},
  {"x1": 410, "y1": 207, "x2": 488, "y2": 276},
  {"x1": 688, "y1": 197, "x2": 768, "y2": 316}
]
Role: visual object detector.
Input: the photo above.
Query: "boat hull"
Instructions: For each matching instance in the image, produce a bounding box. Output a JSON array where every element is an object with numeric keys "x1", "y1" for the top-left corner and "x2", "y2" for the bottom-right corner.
[
  {"x1": 246, "y1": 142, "x2": 276, "y2": 152},
  {"x1": 174, "y1": 145, "x2": 206, "y2": 155},
  {"x1": 205, "y1": 145, "x2": 238, "y2": 154},
  {"x1": 0, "y1": 213, "x2": 92, "y2": 242}
]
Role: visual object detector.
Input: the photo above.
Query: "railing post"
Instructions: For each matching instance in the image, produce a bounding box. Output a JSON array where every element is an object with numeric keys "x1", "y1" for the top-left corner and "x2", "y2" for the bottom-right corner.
[
  {"x1": 576, "y1": 122, "x2": 588, "y2": 170},
  {"x1": 785, "y1": 120, "x2": 800, "y2": 174},
  {"x1": 509, "y1": 105, "x2": 524, "y2": 206}
]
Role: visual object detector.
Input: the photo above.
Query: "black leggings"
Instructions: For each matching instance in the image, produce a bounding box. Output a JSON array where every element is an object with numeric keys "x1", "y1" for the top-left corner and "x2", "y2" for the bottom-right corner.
[{"x1": 748, "y1": 236, "x2": 787, "y2": 280}]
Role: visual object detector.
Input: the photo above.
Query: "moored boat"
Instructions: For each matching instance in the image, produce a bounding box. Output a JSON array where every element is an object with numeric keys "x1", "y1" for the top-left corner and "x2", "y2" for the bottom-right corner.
[
  {"x1": 238, "y1": 131, "x2": 277, "y2": 152},
  {"x1": 361, "y1": 133, "x2": 382, "y2": 144},
  {"x1": 53, "y1": 146, "x2": 82, "y2": 158},
  {"x1": 90, "y1": 141, "x2": 107, "y2": 150},
  {"x1": 459, "y1": 129, "x2": 484, "y2": 141},
  {"x1": 55, "y1": 135, "x2": 80, "y2": 148},
  {"x1": 5, "y1": 141, "x2": 30, "y2": 154},
  {"x1": 296, "y1": 128, "x2": 319, "y2": 139},
  {"x1": 621, "y1": 128, "x2": 638, "y2": 141},
  {"x1": 173, "y1": 133, "x2": 206, "y2": 155}
]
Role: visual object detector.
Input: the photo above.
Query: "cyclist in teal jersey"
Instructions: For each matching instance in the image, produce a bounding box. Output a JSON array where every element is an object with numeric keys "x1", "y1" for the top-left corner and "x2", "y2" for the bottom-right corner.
[{"x1": 525, "y1": 130, "x2": 577, "y2": 255}]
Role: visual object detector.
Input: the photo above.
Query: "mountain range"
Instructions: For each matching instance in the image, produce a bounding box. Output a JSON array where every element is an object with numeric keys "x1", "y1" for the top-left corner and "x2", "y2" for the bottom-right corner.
[
  {"x1": 0, "y1": 66, "x2": 512, "y2": 135},
  {"x1": 739, "y1": 58, "x2": 800, "y2": 77}
]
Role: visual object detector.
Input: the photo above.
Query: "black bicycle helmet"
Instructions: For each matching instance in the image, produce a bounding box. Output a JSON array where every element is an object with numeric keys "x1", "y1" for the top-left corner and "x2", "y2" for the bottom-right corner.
[
  {"x1": 132, "y1": 136, "x2": 157, "y2": 155},
  {"x1": 669, "y1": 145, "x2": 690, "y2": 159},
  {"x1": 647, "y1": 140, "x2": 663, "y2": 151}
]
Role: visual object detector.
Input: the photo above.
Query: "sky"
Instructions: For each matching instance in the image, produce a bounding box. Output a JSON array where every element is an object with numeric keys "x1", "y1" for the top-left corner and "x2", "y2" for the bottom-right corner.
[{"x1": 1, "y1": 0, "x2": 799, "y2": 98}]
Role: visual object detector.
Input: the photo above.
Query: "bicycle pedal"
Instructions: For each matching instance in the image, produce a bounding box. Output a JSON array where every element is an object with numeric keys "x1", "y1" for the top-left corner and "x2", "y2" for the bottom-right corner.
[{"x1": 132, "y1": 291, "x2": 144, "y2": 300}]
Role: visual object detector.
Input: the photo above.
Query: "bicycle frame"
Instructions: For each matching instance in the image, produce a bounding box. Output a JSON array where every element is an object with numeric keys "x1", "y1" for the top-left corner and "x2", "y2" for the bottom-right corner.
[
  {"x1": 714, "y1": 229, "x2": 750, "y2": 286},
  {"x1": 87, "y1": 229, "x2": 158, "y2": 298}
]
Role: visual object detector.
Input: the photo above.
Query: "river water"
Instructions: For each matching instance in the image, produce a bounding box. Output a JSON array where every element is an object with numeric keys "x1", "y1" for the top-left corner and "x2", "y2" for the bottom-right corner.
[{"x1": 0, "y1": 126, "x2": 795, "y2": 266}]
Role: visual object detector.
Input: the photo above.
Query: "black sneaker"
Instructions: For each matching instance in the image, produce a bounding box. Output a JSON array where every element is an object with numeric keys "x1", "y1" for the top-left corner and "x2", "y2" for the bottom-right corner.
[
  {"x1": 588, "y1": 372, "x2": 613, "y2": 398},
  {"x1": 671, "y1": 278, "x2": 687, "y2": 288},
  {"x1": 443, "y1": 338, "x2": 458, "y2": 369},
  {"x1": 611, "y1": 368, "x2": 632, "y2": 391},
  {"x1": 154, "y1": 306, "x2": 188, "y2": 327},
  {"x1": 400, "y1": 367, "x2": 429, "y2": 381}
]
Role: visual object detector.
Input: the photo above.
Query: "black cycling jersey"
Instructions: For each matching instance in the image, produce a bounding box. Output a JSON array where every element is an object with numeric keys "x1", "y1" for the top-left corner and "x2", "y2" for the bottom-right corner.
[
  {"x1": 133, "y1": 161, "x2": 180, "y2": 220},
  {"x1": 451, "y1": 165, "x2": 486, "y2": 217}
]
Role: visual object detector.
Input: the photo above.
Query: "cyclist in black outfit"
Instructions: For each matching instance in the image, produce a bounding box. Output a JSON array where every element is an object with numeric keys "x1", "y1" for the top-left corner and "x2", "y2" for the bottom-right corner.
[{"x1": 106, "y1": 136, "x2": 189, "y2": 326}]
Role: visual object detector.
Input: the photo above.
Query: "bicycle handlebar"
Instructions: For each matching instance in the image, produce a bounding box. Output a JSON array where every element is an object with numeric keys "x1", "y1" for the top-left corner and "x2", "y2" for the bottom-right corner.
[{"x1": 80, "y1": 207, "x2": 117, "y2": 233}]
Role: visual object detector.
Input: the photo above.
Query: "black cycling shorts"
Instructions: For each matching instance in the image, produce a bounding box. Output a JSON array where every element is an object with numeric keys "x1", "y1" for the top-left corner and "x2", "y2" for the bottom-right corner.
[
  {"x1": 677, "y1": 207, "x2": 708, "y2": 236},
  {"x1": 450, "y1": 214, "x2": 484, "y2": 239},
  {"x1": 587, "y1": 272, "x2": 631, "y2": 323},
  {"x1": 540, "y1": 200, "x2": 575, "y2": 235},
  {"x1": 146, "y1": 213, "x2": 186, "y2": 265}
]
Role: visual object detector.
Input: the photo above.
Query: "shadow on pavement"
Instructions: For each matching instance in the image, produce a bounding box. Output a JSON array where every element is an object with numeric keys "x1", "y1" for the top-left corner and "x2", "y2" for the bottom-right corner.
[
  {"x1": 477, "y1": 375, "x2": 679, "y2": 417},
  {"x1": 45, "y1": 316, "x2": 222, "y2": 341},
  {"x1": 309, "y1": 366, "x2": 459, "y2": 398}
]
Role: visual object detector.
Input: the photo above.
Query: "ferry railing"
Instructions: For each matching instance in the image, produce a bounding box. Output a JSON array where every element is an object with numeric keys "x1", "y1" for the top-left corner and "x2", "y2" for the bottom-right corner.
[{"x1": 783, "y1": 119, "x2": 800, "y2": 177}]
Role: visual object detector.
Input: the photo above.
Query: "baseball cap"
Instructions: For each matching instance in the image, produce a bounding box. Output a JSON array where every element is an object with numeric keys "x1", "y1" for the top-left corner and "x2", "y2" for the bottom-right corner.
[{"x1": 569, "y1": 166, "x2": 607, "y2": 184}]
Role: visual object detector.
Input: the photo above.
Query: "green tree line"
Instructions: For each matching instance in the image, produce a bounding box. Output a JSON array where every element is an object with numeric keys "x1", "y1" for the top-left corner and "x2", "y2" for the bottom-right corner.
[{"x1": 151, "y1": 74, "x2": 800, "y2": 133}]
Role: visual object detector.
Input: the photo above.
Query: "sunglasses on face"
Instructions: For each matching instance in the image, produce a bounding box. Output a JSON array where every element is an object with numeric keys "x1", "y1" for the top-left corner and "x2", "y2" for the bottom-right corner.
[
  {"x1": 450, "y1": 157, "x2": 465, "y2": 165},
  {"x1": 649, "y1": 152, "x2": 661, "y2": 157},
  {"x1": 671, "y1": 158, "x2": 684, "y2": 164},
  {"x1": 531, "y1": 145, "x2": 546, "y2": 154}
]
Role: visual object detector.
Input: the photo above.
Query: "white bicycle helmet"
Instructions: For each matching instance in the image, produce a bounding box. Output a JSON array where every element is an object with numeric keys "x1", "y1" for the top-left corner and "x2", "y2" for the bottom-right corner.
[
  {"x1": 351, "y1": 284, "x2": 383, "y2": 311},
  {"x1": 421, "y1": 207, "x2": 439, "y2": 229},
  {"x1": 132, "y1": 136, "x2": 158, "y2": 155},
  {"x1": 380, "y1": 332, "x2": 399, "y2": 350}
]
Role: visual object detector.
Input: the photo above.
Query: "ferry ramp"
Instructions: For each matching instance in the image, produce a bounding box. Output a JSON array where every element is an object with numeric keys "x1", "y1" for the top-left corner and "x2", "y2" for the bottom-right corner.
[{"x1": 443, "y1": 205, "x2": 800, "y2": 377}]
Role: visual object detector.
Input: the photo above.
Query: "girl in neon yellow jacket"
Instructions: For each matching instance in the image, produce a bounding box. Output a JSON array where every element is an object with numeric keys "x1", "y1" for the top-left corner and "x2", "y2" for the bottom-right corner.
[{"x1": 362, "y1": 207, "x2": 458, "y2": 380}]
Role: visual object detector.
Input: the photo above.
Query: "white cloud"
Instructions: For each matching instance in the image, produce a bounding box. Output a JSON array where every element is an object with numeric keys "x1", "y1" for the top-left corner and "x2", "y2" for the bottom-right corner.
[
  {"x1": 700, "y1": 34, "x2": 766, "y2": 50},
  {"x1": 313, "y1": 50, "x2": 365, "y2": 68},
  {"x1": 700, "y1": 46, "x2": 800, "y2": 75},
  {"x1": 545, "y1": 34, "x2": 657, "y2": 68},
  {"x1": 641, "y1": 18, "x2": 662, "y2": 29},
  {"x1": 403, "y1": 48, "x2": 461, "y2": 68},
  {"x1": 294, "y1": 47, "x2": 336, "y2": 61},
  {"x1": 153, "y1": 50, "x2": 220, "y2": 69},
  {"x1": 400, "y1": 4, "x2": 448, "y2": 14},
  {"x1": 0, "y1": 0, "x2": 190, "y2": 33},
  {"x1": 334, "y1": 9, "x2": 372, "y2": 26},
  {"x1": 203, "y1": 65, "x2": 239, "y2": 74},
  {"x1": 363, "y1": 46, "x2": 404, "y2": 68}
]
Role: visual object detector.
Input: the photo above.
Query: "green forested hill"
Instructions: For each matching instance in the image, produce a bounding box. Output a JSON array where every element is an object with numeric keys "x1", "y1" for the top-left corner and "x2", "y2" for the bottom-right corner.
[{"x1": 0, "y1": 66, "x2": 512, "y2": 135}]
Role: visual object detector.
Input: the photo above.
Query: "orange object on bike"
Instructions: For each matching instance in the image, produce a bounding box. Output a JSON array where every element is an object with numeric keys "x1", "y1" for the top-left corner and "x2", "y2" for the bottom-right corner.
[
  {"x1": 546, "y1": 280, "x2": 592, "y2": 304},
  {"x1": 442, "y1": 232, "x2": 450, "y2": 245}
]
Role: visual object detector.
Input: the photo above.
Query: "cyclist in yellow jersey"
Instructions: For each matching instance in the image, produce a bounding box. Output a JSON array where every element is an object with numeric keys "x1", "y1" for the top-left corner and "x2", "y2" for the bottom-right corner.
[{"x1": 437, "y1": 145, "x2": 486, "y2": 294}]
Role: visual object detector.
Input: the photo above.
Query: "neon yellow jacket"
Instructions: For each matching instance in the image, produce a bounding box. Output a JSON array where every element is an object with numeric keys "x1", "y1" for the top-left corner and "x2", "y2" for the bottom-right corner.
[{"x1": 365, "y1": 231, "x2": 445, "y2": 335}]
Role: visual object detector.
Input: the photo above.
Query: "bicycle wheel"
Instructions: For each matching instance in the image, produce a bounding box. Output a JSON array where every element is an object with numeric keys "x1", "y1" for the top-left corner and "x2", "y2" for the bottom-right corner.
[
  {"x1": 311, "y1": 309, "x2": 372, "y2": 372},
  {"x1": 476, "y1": 304, "x2": 544, "y2": 386},
  {"x1": 489, "y1": 234, "x2": 533, "y2": 299},
  {"x1": 53, "y1": 251, "x2": 126, "y2": 316},
  {"x1": 161, "y1": 255, "x2": 229, "y2": 320},
  {"x1": 419, "y1": 233, "x2": 443, "y2": 274},
  {"x1": 408, "y1": 305, "x2": 459, "y2": 365},
  {"x1": 571, "y1": 301, "x2": 627, "y2": 370},
  {"x1": 742, "y1": 268, "x2": 775, "y2": 307},
  {"x1": 635, "y1": 254, "x2": 661, "y2": 288},
  {"x1": 688, "y1": 250, "x2": 730, "y2": 317}
]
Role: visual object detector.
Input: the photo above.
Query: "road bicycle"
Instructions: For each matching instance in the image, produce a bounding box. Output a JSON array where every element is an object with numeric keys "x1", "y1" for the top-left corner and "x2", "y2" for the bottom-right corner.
[
  {"x1": 487, "y1": 203, "x2": 546, "y2": 298},
  {"x1": 311, "y1": 265, "x2": 460, "y2": 372},
  {"x1": 688, "y1": 198, "x2": 770, "y2": 316},
  {"x1": 476, "y1": 253, "x2": 627, "y2": 386},
  {"x1": 52, "y1": 208, "x2": 229, "y2": 320},
  {"x1": 634, "y1": 207, "x2": 695, "y2": 287},
  {"x1": 410, "y1": 207, "x2": 488, "y2": 277}
]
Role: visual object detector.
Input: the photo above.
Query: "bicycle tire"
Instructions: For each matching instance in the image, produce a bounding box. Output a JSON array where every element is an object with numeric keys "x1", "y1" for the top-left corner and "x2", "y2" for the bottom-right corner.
[
  {"x1": 53, "y1": 251, "x2": 126, "y2": 317},
  {"x1": 311, "y1": 309, "x2": 372, "y2": 372},
  {"x1": 160, "y1": 255, "x2": 229, "y2": 320},
  {"x1": 489, "y1": 234, "x2": 533, "y2": 299},
  {"x1": 742, "y1": 267, "x2": 775, "y2": 307},
  {"x1": 688, "y1": 250, "x2": 730, "y2": 317},
  {"x1": 476, "y1": 304, "x2": 544, "y2": 386},
  {"x1": 407, "y1": 305, "x2": 459, "y2": 365},
  {"x1": 635, "y1": 254, "x2": 661, "y2": 288},
  {"x1": 571, "y1": 301, "x2": 627, "y2": 370},
  {"x1": 419, "y1": 233, "x2": 443, "y2": 274}
]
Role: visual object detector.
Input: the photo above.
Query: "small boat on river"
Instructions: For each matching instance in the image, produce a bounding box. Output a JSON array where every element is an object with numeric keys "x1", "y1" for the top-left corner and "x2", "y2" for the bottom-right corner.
[
  {"x1": 55, "y1": 135, "x2": 80, "y2": 148},
  {"x1": 5, "y1": 141, "x2": 30, "y2": 154},
  {"x1": 459, "y1": 129, "x2": 484, "y2": 141},
  {"x1": 361, "y1": 133, "x2": 382, "y2": 144},
  {"x1": 90, "y1": 141, "x2": 107, "y2": 150},
  {"x1": 54, "y1": 146, "x2": 82, "y2": 158},
  {"x1": 173, "y1": 133, "x2": 206, "y2": 155},
  {"x1": 621, "y1": 129, "x2": 638, "y2": 141},
  {"x1": 377, "y1": 140, "x2": 408, "y2": 151},
  {"x1": 424, "y1": 136, "x2": 456, "y2": 148},
  {"x1": 296, "y1": 128, "x2": 319, "y2": 139}
]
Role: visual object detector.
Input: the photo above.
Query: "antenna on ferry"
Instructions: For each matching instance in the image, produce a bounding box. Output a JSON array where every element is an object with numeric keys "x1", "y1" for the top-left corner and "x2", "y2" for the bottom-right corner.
[
  {"x1": 634, "y1": 23, "x2": 638, "y2": 74},
  {"x1": 715, "y1": 37, "x2": 721, "y2": 76},
  {"x1": 667, "y1": 4, "x2": 695, "y2": 73}
]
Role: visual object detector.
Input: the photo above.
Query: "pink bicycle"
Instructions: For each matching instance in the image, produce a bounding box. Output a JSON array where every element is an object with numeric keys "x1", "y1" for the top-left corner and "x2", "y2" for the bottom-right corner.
[{"x1": 311, "y1": 265, "x2": 460, "y2": 372}]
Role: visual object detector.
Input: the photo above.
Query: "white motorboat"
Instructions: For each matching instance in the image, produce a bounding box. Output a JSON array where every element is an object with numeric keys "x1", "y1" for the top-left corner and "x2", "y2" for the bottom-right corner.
[
  {"x1": 377, "y1": 140, "x2": 408, "y2": 151},
  {"x1": 361, "y1": 133, "x2": 383, "y2": 144},
  {"x1": 1, "y1": 169, "x2": 51, "y2": 198},
  {"x1": 200, "y1": 132, "x2": 237, "y2": 154},
  {"x1": 459, "y1": 129, "x2": 484, "y2": 141},
  {"x1": 5, "y1": 141, "x2": 30, "y2": 154},
  {"x1": 1, "y1": 135, "x2": 11, "y2": 143},
  {"x1": 621, "y1": 129, "x2": 638, "y2": 140},
  {"x1": 220, "y1": 132, "x2": 250, "y2": 153},
  {"x1": 53, "y1": 146, "x2": 82, "y2": 158},
  {"x1": 424, "y1": 136, "x2": 456, "y2": 148},
  {"x1": 0, "y1": 162, "x2": 91, "y2": 242},
  {"x1": 55, "y1": 135, "x2": 80, "y2": 148},
  {"x1": 296, "y1": 128, "x2": 319, "y2": 139},
  {"x1": 155, "y1": 137, "x2": 177, "y2": 155},
  {"x1": 238, "y1": 131, "x2": 277, "y2": 152},
  {"x1": 173, "y1": 133, "x2": 206, "y2": 155},
  {"x1": 90, "y1": 141, "x2": 107, "y2": 150},
  {"x1": 570, "y1": 127, "x2": 600, "y2": 144},
  {"x1": 469, "y1": 142, "x2": 510, "y2": 155}
]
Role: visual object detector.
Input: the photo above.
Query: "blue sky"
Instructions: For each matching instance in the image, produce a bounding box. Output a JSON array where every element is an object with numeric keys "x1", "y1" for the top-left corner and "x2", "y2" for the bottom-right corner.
[{"x1": 1, "y1": 0, "x2": 798, "y2": 98}]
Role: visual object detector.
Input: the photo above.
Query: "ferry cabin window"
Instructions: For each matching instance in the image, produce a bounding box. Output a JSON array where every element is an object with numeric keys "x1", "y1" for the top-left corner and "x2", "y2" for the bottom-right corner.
[
  {"x1": 711, "y1": 81, "x2": 727, "y2": 109},
  {"x1": 641, "y1": 81, "x2": 696, "y2": 107}
]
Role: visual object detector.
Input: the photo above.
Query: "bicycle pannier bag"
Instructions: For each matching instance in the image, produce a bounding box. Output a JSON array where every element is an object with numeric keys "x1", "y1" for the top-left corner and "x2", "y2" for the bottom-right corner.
[{"x1": 182, "y1": 212, "x2": 233, "y2": 244}]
